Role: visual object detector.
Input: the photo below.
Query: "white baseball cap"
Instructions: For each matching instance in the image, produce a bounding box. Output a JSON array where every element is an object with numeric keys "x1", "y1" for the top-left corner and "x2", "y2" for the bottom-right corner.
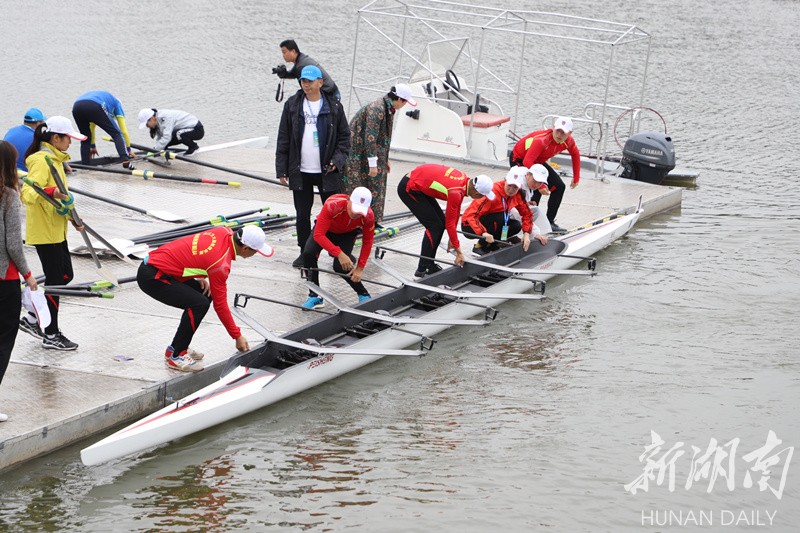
[
  {"x1": 350, "y1": 186, "x2": 372, "y2": 216},
  {"x1": 392, "y1": 84, "x2": 417, "y2": 107},
  {"x1": 238, "y1": 225, "x2": 274, "y2": 257},
  {"x1": 44, "y1": 116, "x2": 87, "y2": 141},
  {"x1": 506, "y1": 166, "x2": 528, "y2": 186},
  {"x1": 504, "y1": 168, "x2": 525, "y2": 189},
  {"x1": 553, "y1": 116, "x2": 573, "y2": 133},
  {"x1": 528, "y1": 164, "x2": 549, "y2": 183},
  {"x1": 472, "y1": 175, "x2": 496, "y2": 200},
  {"x1": 138, "y1": 108, "x2": 156, "y2": 129}
]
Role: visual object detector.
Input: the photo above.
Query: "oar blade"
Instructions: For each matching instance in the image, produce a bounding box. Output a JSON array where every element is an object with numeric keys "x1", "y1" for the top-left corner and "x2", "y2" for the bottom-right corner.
[{"x1": 146, "y1": 210, "x2": 187, "y2": 223}]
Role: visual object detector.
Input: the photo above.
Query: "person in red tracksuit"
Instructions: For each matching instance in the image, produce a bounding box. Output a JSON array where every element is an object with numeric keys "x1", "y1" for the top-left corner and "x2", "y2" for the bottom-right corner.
[
  {"x1": 137, "y1": 225, "x2": 274, "y2": 372},
  {"x1": 300, "y1": 187, "x2": 375, "y2": 310},
  {"x1": 397, "y1": 164, "x2": 494, "y2": 278},
  {"x1": 461, "y1": 170, "x2": 548, "y2": 255},
  {"x1": 510, "y1": 116, "x2": 581, "y2": 233}
]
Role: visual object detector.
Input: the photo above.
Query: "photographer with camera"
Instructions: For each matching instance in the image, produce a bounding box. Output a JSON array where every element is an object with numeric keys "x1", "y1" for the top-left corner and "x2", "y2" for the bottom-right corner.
[{"x1": 273, "y1": 39, "x2": 339, "y2": 99}]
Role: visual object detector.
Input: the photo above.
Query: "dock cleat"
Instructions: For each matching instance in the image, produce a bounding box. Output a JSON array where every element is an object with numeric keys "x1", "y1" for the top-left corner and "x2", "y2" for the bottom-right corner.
[{"x1": 301, "y1": 296, "x2": 325, "y2": 310}]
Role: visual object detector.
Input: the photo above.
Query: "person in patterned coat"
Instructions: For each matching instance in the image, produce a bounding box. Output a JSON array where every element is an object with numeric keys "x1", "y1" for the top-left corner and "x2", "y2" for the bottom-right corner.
[{"x1": 343, "y1": 84, "x2": 416, "y2": 223}]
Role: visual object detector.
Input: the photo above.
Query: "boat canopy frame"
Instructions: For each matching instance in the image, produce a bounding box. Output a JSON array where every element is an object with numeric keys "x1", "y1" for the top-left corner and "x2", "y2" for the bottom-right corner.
[{"x1": 348, "y1": 0, "x2": 653, "y2": 171}]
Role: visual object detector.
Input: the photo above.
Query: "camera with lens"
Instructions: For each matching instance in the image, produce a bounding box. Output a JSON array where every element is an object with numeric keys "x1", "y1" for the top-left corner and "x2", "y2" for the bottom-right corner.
[{"x1": 272, "y1": 64, "x2": 287, "y2": 76}]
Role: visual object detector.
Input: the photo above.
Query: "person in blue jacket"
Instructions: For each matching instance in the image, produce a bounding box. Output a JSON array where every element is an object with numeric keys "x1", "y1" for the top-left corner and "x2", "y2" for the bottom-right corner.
[
  {"x1": 71, "y1": 90, "x2": 135, "y2": 164},
  {"x1": 2, "y1": 108, "x2": 46, "y2": 171}
]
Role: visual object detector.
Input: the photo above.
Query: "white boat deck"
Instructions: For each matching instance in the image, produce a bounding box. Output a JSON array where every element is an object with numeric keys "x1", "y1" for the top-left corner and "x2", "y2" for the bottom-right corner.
[{"x1": 0, "y1": 145, "x2": 681, "y2": 472}]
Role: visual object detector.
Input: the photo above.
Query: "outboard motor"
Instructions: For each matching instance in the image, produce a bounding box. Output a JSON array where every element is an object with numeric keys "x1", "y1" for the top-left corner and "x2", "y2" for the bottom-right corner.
[{"x1": 620, "y1": 132, "x2": 676, "y2": 185}]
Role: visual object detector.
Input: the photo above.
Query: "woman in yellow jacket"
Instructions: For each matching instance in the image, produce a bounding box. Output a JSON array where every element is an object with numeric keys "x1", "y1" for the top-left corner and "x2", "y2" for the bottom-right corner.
[{"x1": 20, "y1": 116, "x2": 86, "y2": 351}]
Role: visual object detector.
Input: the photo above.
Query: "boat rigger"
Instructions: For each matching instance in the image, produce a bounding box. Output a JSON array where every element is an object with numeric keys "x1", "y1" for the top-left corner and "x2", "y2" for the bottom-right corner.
[{"x1": 80, "y1": 205, "x2": 642, "y2": 466}]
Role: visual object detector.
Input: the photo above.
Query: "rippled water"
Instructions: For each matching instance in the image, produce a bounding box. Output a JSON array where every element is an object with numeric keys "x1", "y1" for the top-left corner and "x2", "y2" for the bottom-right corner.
[{"x1": 2, "y1": 0, "x2": 799, "y2": 531}]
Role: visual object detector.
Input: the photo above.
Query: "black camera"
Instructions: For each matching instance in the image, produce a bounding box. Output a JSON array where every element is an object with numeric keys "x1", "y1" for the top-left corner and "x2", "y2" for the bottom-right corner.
[{"x1": 272, "y1": 64, "x2": 287, "y2": 76}]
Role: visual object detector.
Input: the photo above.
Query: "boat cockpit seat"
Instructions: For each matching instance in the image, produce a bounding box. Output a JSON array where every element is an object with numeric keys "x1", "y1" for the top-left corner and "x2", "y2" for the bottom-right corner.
[{"x1": 461, "y1": 112, "x2": 511, "y2": 128}]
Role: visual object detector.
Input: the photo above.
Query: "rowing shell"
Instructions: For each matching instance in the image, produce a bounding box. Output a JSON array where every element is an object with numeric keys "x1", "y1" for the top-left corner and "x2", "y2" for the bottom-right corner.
[{"x1": 80, "y1": 207, "x2": 641, "y2": 466}]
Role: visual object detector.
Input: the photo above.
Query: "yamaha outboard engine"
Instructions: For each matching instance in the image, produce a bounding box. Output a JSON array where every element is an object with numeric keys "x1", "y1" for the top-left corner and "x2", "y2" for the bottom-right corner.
[{"x1": 620, "y1": 132, "x2": 676, "y2": 185}]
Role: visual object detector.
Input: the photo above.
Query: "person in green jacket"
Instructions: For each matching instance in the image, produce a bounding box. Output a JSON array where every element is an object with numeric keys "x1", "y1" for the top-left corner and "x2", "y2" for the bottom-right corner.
[
  {"x1": 343, "y1": 84, "x2": 416, "y2": 224},
  {"x1": 20, "y1": 116, "x2": 86, "y2": 351}
]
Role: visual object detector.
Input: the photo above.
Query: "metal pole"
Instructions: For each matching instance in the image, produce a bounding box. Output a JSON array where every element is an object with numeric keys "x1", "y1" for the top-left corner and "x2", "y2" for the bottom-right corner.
[
  {"x1": 398, "y1": 4, "x2": 410, "y2": 80},
  {"x1": 512, "y1": 19, "x2": 528, "y2": 134},
  {"x1": 637, "y1": 34, "x2": 653, "y2": 133},
  {"x1": 347, "y1": 9, "x2": 364, "y2": 117},
  {"x1": 467, "y1": 28, "x2": 487, "y2": 157},
  {"x1": 596, "y1": 43, "x2": 616, "y2": 179}
]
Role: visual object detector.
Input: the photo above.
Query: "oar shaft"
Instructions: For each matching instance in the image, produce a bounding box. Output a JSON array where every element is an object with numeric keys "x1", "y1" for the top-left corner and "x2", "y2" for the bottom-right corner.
[
  {"x1": 132, "y1": 214, "x2": 292, "y2": 245},
  {"x1": 129, "y1": 142, "x2": 283, "y2": 187},
  {"x1": 131, "y1": 207, "x2": 273, "y2": 242},
  {"x1": 70, "y1": 163, "x2": 241, "y2": 187},
  {"x1": 69, "y1": 186, "x2": 146, "y2": 215}
]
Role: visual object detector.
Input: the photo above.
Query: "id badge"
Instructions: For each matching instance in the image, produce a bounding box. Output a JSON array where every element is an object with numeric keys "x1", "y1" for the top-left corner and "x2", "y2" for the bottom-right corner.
[
  {"x1": 313, "y1": 131, "x2": 319, "y2": 147},
  {"x1": 500, "y1": 225, "x2": 509, "y2": 240}
]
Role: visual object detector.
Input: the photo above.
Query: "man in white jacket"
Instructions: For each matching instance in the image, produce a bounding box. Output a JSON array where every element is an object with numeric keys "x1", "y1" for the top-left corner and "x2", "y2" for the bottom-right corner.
[{"x1": 138, "y1": 108, "x2": 204, "y2": 155}]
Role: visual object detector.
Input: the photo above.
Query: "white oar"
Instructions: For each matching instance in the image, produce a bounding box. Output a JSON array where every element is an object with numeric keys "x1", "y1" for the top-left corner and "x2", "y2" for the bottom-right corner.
[{"x1": 69, "y1": 186, "x2": 185, "y2": 223}]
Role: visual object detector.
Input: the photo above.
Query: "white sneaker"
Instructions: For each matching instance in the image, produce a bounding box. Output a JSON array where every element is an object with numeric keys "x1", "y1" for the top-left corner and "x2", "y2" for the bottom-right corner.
[
  {"x1": 0, "y1": 412, "x2": 8, "y2": 422},
  {"x1": 165, "y1": 352, "x2": 203, "y2": 372}
]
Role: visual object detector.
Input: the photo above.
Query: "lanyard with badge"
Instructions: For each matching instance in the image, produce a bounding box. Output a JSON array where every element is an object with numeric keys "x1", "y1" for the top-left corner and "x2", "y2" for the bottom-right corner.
[
  {"x1": 305, "y1": 98, "x2": 319, "y2": 147},
  {"x1": 500, "y1": 197, "x2": 509, "y2": 240}
]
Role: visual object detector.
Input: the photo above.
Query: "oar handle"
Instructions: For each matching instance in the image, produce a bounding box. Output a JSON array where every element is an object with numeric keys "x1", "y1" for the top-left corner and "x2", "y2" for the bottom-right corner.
[
  {"x1": 44, "y1": 156, "x2": 83, "y2": 225},
  {"x1": 20, "y1": 175, "x2": 66, "y2": 211}
]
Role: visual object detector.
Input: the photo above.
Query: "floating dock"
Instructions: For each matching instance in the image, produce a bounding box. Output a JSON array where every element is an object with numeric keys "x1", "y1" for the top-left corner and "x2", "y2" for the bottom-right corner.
[{"x1": 0, "y1": 146, "x2": 681, "y2": 472}]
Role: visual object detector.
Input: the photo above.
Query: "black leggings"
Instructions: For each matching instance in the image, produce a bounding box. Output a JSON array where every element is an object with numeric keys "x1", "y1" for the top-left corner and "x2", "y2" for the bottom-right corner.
[
  {"x1": 0, "y1": 280, "x2": 21, "y2": 386},
  {"x1": 292, "y1": 172, "x2": 338, "y2": 249},
  {"x1": 35, "y1": 241, "x2": 74, "y2": 335},
  {"x1": 508, "y1": 159, "x2": 566, "y2": 223},
  {"x1": 137, "y1": 263, "x2": 211, "y2": 354},
  {"x1": 397, "y1": 175, "x2": 446, "y2": 272},
  {"x1": 167, "y1": 121, "x2": 205, "y2": 150},
  {"x1": 302, "y1": 229, "x2": 369, "y2": 297},
  {"x1": 72, "y1": 99, "x2": 129, "y2": 163},
  {"x1": 530, "y1": 163, "x2": 566, "y2": 223},
  {"x1": 461, "y1": 212, "x2": 522, "y2": 243}
]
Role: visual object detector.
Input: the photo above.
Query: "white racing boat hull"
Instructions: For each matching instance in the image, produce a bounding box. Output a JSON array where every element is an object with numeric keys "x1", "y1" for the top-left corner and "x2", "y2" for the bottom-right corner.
[{"x1": 80, "y1": 209, "x2": 640, "y2": 466}]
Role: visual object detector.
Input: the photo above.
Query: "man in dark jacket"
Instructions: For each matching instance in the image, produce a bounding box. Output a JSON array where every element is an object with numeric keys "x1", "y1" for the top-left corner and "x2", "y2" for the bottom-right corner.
[
  {"x1": 274, "y1": 39, "x2": 339, "y2": 98},
  {"x1": 276, "y1": 65, "x2": 350, "y2": 268}
]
